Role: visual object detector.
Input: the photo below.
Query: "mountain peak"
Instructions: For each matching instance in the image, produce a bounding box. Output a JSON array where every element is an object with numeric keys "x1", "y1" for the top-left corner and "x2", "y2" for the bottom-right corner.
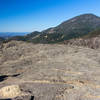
[
  {"x1": 58, "y1": 13, "x2": 100, "y2": 28},
  {"x1": 74, "y1": 13, "x2": 100, "y2": 20},
  {"x1": 5, "y1": 14, "x2": 100, "y2": 44},
  {"x1": 78, "y1": 13, "x2": 98, "y2": 17}
]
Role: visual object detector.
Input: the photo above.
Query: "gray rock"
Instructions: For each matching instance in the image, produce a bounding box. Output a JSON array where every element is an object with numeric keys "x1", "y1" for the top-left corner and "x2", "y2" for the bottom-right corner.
[
  {"x1": 12, "y1": 95, "x2": 34, "y2": 100},
  {"x1": 0, "y1": 95, "x2": 34, "y2": 100}
]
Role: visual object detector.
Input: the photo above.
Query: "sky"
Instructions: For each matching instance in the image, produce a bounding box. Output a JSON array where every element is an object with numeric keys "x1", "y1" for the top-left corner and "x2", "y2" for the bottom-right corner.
[{"x1": 0, "y1": 0, "x2": 100, "y2": 32}]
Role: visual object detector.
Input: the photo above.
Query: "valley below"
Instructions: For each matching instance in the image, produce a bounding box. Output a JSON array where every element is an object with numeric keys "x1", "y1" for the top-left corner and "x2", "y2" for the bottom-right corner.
[{"x1": 0, "y1": 41, "x2": 100, "y2": 100}]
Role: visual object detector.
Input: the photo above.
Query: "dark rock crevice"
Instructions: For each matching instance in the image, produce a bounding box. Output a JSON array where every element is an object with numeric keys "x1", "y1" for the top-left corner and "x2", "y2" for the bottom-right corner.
[{"x1": 0, "y1": 74, "x2": 20, "y2": 82}]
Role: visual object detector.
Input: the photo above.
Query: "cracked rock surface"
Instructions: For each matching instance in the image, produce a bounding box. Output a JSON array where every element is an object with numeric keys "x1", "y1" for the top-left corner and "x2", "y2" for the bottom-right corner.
[{"x1": 0, "y1": 41, "x2": 100, "y2": 100}]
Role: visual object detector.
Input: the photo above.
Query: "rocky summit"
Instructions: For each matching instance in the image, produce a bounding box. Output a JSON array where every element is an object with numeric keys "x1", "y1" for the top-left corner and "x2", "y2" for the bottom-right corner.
[{"x1": 0, "y1": 41, "x2": 100, "y2": 100}]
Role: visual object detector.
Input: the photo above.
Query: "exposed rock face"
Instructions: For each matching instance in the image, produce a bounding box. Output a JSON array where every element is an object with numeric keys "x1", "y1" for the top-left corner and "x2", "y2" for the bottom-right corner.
[
  {"x1": 0, "y1": 41, "x2": 100, "y2": 100},
  {"x1": 0, "y1": 85, "x2": 23, "y2": 98},
  {"x1": 0, "y1": 85, "x2": 34, "y2": 100}
]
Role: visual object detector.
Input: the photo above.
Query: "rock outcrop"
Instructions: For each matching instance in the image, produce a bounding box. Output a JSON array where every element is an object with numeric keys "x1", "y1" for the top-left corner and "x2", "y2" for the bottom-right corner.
[{"x1": 0, "y1": 41, "x2": 100, "y2": 100}]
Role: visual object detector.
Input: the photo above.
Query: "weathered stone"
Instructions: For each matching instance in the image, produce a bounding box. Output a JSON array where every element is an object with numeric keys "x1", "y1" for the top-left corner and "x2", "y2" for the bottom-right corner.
[
  {"x1": 12, "y1": 95, "x2": 34, "y2": 100},
  {"x1": 0, "y1": 85, "x2": 23, "y2": 99}
]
